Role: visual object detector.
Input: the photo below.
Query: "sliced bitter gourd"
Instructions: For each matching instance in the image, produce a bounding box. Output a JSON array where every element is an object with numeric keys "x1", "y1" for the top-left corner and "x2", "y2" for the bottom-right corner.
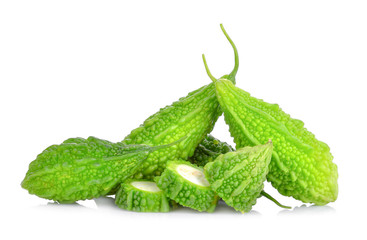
[
  {"x1": 115, "y1": 179, "x2": 170, "y2": 212},
  {"x1": 155, "y1": 160, "x2": 218, "y2": 212},
  {"x1": 204, "y1": 142, "x2": 273, "y2": 213},
  {"x1": 189, "y1": 135, "x2": 234, "y2": 167}
]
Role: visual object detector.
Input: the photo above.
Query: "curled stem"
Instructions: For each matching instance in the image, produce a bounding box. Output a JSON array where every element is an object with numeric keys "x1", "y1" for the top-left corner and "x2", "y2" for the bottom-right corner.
[{"x1": 201, "y1": 24, "x2": 239, "y2": 84}]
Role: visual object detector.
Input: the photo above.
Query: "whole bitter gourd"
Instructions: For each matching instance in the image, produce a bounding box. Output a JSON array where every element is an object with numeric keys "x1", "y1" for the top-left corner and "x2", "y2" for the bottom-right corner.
[
  {"x1": 115, "y1": 179, "x2": 170, "y2": 212},
  {"x1": 204, "y1": 142, "x2": 273, "y2": 213},
  {"x1": 202, "y1": 52, "x2": 338, "y2": 205},
  {"x1": 189, "y1": 134, "x2": 234, "y2": 167},
  {"x1": 21, "y1": 136, "x2": 178, "y2": 202},
  {"x1": 155, "y1": 160, "x2": 218, "y2": 212},
  {"x1": 122, "y1": 25, "x2": 239, "y2": 180}
]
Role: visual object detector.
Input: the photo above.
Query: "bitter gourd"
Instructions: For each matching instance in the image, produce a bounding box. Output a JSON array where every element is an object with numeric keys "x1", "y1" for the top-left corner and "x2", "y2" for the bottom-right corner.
[
  {"x1": 204, "y1": 142, "x2": 273, "y2": 213},
  {"x1": 192, "y1": 136, "x2": 291, "y2": 209},
  {"x1": 189, "y1": 134, "x2": 234, "y2": 167},
  {"x1": 21, "y1": 136, "x2": 177, "y2": 202},
  {"x1": 202, "y1": 51, "x2": 338, "y2": 205},
  {"x1": 155, "y1": 160, "x2": 218, "y2": 212},
  {"x1": 122, "y1": 25, "x2": 238, "y2": 179},
  {"x1": 115, "y1": 179, "x2": 170, "y2": 212}
]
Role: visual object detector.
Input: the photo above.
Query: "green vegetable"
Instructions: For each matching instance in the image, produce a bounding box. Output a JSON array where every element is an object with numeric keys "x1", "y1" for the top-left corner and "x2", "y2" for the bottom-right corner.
[
  {"x1": 189, "y1": 135, "x2": 234, "y2": 167},
  {"x1": 155, "y1": 160, "x2": 218, "y2": 212},
  {"x1": 115, "y1": 179, "x2": 170, "y2": 212},
  {"x1": 202, "y1": 46, "x2": 338, "y2": 205},
  {"x1": 21, "y1": 137, "x2": 177, "y2": 202},
  {"x1": 193, "y1": 136, "x2": 291, "y2": 210},
  {"x1": 122, "y1": 25, "x2": 238, "y2": 180},
  {"x1": 204, "y1": 142, "x2": 273, "y2": 213}
]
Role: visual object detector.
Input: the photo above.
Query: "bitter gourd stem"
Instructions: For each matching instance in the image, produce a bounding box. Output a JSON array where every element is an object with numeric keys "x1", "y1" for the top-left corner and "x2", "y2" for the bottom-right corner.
[
  {"x1": 220, "y1": 24, "x2": 238, "y2": 83},
  {"x1": 261, "y1": 191, "x2": 292, "y2": 209},
  {"x1": 202, "y1": 54, "x2": 217, "y2": 82},
  {"x1": 202, "y1": 24, "x2": 239, "y2": 84}
]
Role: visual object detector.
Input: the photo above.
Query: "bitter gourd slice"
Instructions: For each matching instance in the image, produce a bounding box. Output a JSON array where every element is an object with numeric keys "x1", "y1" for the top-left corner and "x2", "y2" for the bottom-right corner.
[
  {"x1": 204, "y1": 142, "x2": 273, "y2": 213},
  {"x1": 202, "y1": 51, "x2": 338, "y2": 205},
  {"x1": 115, "y1": 179, "x2": 170, "y2": 212},
  {"x1": 155, "y1": 160, "x2": 218, "y2": 212},
  {"x1": 122, "y1": 25, "x2": 238, "y2": 179},
  {"x1": 21, "y1": 137, "x2": 177, "y2": 202},
  {"x1": 189, "y1": 134, "x2": 234, "y2": 167}
]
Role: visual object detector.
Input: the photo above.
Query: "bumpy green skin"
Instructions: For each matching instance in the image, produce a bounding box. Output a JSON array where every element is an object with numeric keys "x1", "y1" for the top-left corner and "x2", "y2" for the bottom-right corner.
[
  {"x1": 189, "y1": 135, "x2": 234, "y2": 167},
  {"x1": 204, "y1": 143, "x2": 273, "y2": 213},
  {"x1": 155, "y1": 160, "x2": 218, "y2": 212},
  {"x1": 122, "y1": 83, "x2": 224, "y2": 179},
  {"x1": 21, "y1": 137, "x2": 159, "y2": 202},
  {"x1": 115, "y1": 180, "x2": 170, "y2": 212},
  {"x1": 214, "y1": 79, "x2": 338, "y2": 205}
]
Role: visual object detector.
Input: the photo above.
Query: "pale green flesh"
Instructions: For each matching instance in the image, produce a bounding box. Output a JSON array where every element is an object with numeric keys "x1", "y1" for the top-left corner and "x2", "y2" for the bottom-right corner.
[
  {"x1": 176, "y1": 164, "x2": 210, "y2": 187},
  {"x1": 131, "y1": 181, "x2": 161, "y2": 192}
]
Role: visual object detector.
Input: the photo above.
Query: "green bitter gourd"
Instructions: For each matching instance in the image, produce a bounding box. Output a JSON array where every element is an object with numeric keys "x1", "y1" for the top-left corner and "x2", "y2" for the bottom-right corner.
[
  {"x1": 21, "y1": 136, "x2": 177, "y2": 202},
  {"x1": 193, "y1": 136, "x2": 291, "y2": 210},
  {"x1": 204, "y1": 142, "x2": 273, "y2": 213},
  {"x1": 122, "y1": 25, "x2": 239, "y2": 180},
  {"x1": 155, "y1": 160, "x2": 218, "y2": 212},
  {"x1": 115, "y1": 179, "x2": 170, "y2": 212},
  {"x1": 202, "y1": 44, "x2": 338, "y2": 205},
  {"x1": 189, "y1": 134, "x2": 234, "y2": 167}
]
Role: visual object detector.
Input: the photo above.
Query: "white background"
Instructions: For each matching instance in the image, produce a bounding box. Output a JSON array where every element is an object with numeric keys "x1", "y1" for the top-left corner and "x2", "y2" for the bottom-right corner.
[{"x1": 1, "y1": 0, "x2": 366, "y2": 239}]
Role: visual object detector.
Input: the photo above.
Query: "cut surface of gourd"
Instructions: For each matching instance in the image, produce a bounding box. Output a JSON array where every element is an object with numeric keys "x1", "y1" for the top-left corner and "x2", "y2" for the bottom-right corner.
[
  {"x1": 131, "y1": 181, "x2": 161, "y2": 192},
  {"x1": 176, "y1": 164, "x2": 210, "y2": 187}
]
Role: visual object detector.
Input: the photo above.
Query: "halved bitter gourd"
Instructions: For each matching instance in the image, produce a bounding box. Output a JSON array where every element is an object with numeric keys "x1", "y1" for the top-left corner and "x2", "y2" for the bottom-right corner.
[
  {"x1": 115, "y1": 179, "x2": 170, "y2": 212},
  {"x1": 155, "y1": 160, "x2": 218, "y2": 212}
]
